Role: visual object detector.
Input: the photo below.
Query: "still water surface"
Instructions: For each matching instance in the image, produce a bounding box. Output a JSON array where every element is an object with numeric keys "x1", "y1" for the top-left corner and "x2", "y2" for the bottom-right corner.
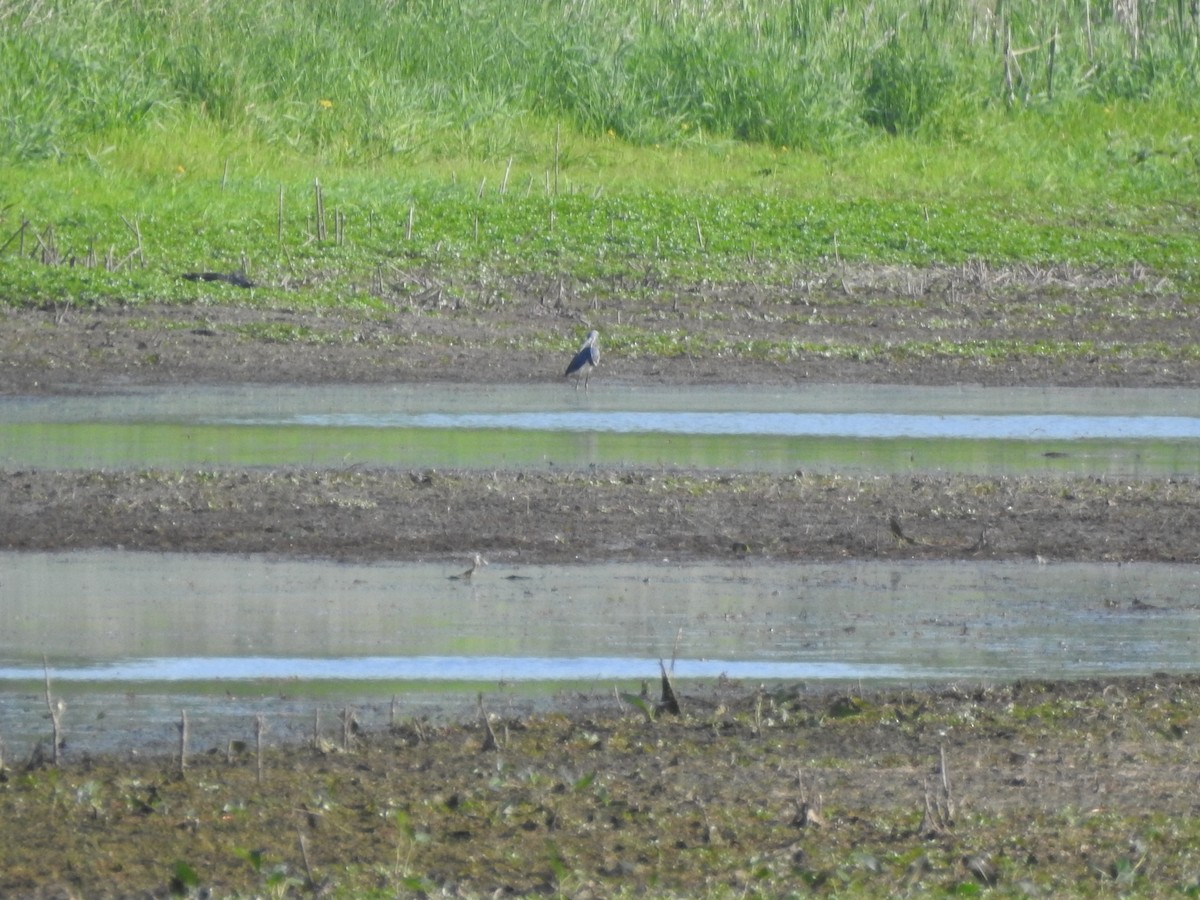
[
  {"x1": 3, "y1": 550, "x2": 1199, "y2": 753},
  {"x1": 4, "y1": 550, "x2": 1198, "y2": 684},
  {"x1": 3, "y1": 383, "x2": 1200, "y2": 474}
]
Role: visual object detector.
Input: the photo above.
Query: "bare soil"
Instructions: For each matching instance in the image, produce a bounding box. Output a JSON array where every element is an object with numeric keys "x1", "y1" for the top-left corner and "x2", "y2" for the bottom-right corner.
[
  {"x1": 2, "y1": 266, "x2": 1200, "y2": 896},
  {"x1": 1, "y1": 262, "x2": 1198, "y2": 566}
]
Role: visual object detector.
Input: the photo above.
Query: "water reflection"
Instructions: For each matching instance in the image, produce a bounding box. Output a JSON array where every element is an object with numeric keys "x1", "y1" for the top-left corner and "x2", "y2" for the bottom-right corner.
[
  {"x1": 286, "y1": 410, "x2": 1200, "y2": 440},
  {"x1": 3, "y1": 383, "x2": 1200, "y2": 475},
  {"x1": 4, "y1": 550, "x2": 1200, "y2": 756},
  {"x1": 4, "y1": 551, "x2": 1198, "y2": 682}
]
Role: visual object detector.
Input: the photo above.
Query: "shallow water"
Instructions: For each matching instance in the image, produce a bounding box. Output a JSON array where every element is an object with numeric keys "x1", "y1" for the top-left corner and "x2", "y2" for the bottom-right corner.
[
  {"x1": 4, "y1": 548, "x2": 1199, "y2": 755},
  {"x1": 4, "y1": 550, "x2": 1198, "y2": 683},
  {"x1": 3, "y1": 549, "x2": 1199, "y2": 754},
  {"x1": 3, "y1": 383, "x2": 1200, "y2": 474}
]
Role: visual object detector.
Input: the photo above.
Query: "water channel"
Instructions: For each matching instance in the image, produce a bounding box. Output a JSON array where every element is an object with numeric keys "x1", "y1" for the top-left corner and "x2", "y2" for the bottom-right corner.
[
  {"x1": 2, "y1": 383, "x2": 1199, "y2": 754},
  {"x1": 4, "y1": 383, "x2": 1200, "y2": 474}
]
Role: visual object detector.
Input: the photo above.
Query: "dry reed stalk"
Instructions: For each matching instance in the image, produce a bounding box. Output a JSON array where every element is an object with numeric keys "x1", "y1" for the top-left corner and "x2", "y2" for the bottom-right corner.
[
  {"x1": 177, "y1": 710, "x2": 189, "y2": 777},
  {"x1": 42, "y1": 656, "x2": 62, "y2": 766},
  {"x1": 314, "y1": 178, "x2": 326, "y2": 242},
  {"x1": 119, "y1": 215, "x2": 144, "y2": 266},
  {"x1": 919, "y1": 744, "x2": 956, "y2": 836},
  {"x1": 478, "y1": 694, "x2": 500, "y2": 751},
  {"x1": 35, "y1": 224, "x2": 59, "y2": 266},
  {"x1": 0, "y1": 219, "x2": 28, "y2": 256},
  {"x1": 255, "y1": 714, "x2": 265, "y2": 785},
  {"x1": 297, "y1": 830, "x2": 316, "y2": 887},
  {"x1": 659, "y1": 660, "x2": 681, "y2": 715},
  {"x1": 341, "y1": 706, "x2": 356, "y2": 751},
  {"x1": 1048, "y1": 22, "x2": 1058, "y2": 100},
  {"x1": 1086, "y1": 0, "x2": 1095, "y2": 60},
  {"x1": 1003, "y1": 23, "x2": 1014, "y2": 105},
  {"x1": 553, "y1": 123, "x2": 561, "y2": 196}
]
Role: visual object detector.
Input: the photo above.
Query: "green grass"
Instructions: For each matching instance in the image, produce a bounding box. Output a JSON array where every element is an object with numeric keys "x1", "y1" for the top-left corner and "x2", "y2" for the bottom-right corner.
[
  {"x1": 4, "y1": 0, "x2": 1198, "y2": 158},
  {"x1": 0, "y1": 0, "x2": 1198, "y2": 309}
]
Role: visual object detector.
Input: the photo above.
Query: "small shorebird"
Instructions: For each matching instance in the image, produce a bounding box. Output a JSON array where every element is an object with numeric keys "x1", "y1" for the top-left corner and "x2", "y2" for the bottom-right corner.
[{"x1": 449, "y1": 553, "x2": 487, "y2": 581}]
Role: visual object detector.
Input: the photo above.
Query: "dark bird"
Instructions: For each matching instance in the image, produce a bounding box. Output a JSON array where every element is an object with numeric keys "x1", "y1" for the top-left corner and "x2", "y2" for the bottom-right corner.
[
  {"x1": 564, "y1": 329, "x2": 600, "y2": 392},
  {"x1": 181, "y1": 271, "x2": 255, "y2": 288}
]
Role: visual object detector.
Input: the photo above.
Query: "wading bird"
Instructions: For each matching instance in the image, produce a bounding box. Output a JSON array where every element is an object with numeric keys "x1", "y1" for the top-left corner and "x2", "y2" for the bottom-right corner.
[
  {"x1": 564, "y1": 329, "x2": 599, "y2": 391},
  {"x1": 448, "y1": 553, "x2": 487, "y2": 581}
]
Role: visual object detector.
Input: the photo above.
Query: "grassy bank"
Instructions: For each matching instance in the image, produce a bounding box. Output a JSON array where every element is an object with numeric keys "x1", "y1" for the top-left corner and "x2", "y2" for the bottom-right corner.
[{"x1": 0, "y1": 0, "x2": 1197, "y2": 312}]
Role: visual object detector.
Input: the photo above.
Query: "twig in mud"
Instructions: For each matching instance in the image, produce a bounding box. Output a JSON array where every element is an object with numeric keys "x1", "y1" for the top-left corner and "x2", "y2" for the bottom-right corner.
[
  {"x1": 791, "y1": 767, "x2": 824, "y2": 828},
  {"x1": 341, "y1": 706, "x2": 357, "y2": 752},
  {"x1": 919, "y1": 745, "x2": 955, "y2": 837},
  {"x1": 940, "y1": 744, "x2": 954, "y2": 815},
  {"x1": 297, "y1": 829, "x2": 317, "y2": 888},
  {"x1": 659, "y1": 659, "x2": 681, "y2": 716},
  {"x1": 42, "y1": 655, "x2": 62, "y2": 766},
  {"x1": 255, "y1": 714, "x2": 266, "y2": 785},
  {"x1": 177, "y1": 710, "x2": 189, "y2": 778},
  {"x1": 478, "y1": 693, "x2": 500, "y2": 751}
]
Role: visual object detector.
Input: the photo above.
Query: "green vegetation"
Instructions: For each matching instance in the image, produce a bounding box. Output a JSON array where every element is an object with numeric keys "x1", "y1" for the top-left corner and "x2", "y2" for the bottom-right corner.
[
  {"x1": 4, "y1": 0, "x2": 1198, "y2": 156},
  {"x1": 4, "y1": 677, "x2": 1200, "y2": 897},
  {"x1": 0, "y1": 0, "x2": 1197, "y2": 312}
]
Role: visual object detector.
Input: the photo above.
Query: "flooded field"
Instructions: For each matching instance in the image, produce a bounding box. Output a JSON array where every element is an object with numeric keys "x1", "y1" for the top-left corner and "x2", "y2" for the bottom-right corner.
[{"x1": 3, "y1": 550, "x2": 1199, "y2": 756}]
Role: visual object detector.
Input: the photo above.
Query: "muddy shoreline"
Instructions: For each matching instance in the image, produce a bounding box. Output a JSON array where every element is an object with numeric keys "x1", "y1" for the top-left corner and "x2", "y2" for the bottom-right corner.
[
  {"x1": 2, "y1": 277, "x2": 1199, "y2": 566},
  {"x1": 4, "y1": 467, "x2": 1200, "y2": 565}
]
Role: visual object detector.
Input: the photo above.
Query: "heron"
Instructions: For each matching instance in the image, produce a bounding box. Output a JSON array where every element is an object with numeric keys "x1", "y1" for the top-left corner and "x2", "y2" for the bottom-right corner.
[{"x1": 564, "y1": 329, "x2": 599, "y2": 391}]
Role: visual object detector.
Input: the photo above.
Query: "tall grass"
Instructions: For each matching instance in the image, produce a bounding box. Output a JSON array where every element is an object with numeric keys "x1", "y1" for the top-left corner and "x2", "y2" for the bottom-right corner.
[{"x1": 1, "y1": 0, "x2": 1197, "y2": 163}]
